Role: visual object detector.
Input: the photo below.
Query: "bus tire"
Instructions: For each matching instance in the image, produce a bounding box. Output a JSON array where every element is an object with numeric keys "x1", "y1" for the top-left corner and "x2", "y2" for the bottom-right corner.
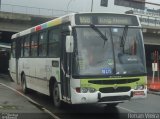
[
  {"x1": 52, "y1": 82, "x2": 62, "y2": 108},
  {"x1": 21, "y1": 74, "x2": 29, "y2": 94}
]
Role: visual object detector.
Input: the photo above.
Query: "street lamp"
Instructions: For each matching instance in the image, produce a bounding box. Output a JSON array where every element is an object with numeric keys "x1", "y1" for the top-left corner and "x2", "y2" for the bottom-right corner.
[{"x1": 67, "y1": 0, "x2": 74, "y2": 14}]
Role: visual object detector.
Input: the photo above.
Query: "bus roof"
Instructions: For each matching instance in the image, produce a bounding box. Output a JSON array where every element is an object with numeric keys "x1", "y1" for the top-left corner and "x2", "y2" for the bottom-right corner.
[
  {"x1": 11, "y1": 12, "x2": 140, "y2": 39},
  {"x1": 11, "y1": 13, "x2": 75, "y2": 39}
]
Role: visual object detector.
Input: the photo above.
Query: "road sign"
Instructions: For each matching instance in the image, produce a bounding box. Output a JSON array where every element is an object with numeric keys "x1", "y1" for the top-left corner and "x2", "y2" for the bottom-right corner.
[{"x1": 114, "y1": 0, "x2": 145, "y2": 9}]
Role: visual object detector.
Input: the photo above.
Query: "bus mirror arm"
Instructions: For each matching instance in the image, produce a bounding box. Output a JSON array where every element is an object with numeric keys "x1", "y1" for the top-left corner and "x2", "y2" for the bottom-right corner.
[{"x1": 66, "y1": 36, "x2": 74, "y2": 53}]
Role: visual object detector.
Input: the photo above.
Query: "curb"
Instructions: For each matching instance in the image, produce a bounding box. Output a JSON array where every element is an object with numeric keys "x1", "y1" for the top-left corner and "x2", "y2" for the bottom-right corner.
[{"x1": 147, "y1": 90, "x2": 160, "y2": 96}]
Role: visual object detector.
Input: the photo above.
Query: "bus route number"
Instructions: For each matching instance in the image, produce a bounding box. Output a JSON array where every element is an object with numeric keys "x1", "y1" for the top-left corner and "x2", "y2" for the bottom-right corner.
[{"x1": 102, "y1": 68, "x2": 112, "y2": 75}]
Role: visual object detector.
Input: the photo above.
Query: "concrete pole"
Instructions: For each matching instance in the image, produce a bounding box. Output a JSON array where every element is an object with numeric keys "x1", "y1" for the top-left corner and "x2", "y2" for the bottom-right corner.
[
  {"x1": 91, "y1": 0, "x2": 93, "y2": 12},
  {"x1": 0, "y1": 0, "x2": 1, "y2": 11}
]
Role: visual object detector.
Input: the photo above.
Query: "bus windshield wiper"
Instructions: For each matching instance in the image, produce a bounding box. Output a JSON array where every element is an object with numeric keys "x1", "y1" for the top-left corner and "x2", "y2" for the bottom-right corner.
[
  {"x1": 90, "y1": 24, "x2": 108, "y2": 42},
  {"x1": 120, "y1": 25, "x2": 128, "y2": 53}
]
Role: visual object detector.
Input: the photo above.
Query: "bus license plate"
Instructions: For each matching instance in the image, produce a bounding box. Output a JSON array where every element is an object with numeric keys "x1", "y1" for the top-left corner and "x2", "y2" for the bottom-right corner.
[{"x1": 133, "y1": 91, "x2": 145, "y2": 96}]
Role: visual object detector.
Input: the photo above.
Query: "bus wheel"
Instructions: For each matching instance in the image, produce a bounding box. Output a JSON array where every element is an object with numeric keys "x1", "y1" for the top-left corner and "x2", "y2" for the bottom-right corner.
[
  {"x1": 21, "y1": 74, "x2": 29, "y2": 94},
  {"x1": 52, "y1": 82, "x2": 62, "y2": 108}
]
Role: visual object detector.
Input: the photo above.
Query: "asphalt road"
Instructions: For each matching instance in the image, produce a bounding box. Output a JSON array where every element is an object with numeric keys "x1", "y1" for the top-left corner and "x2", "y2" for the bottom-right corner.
[
  {"x1": 25, "y1": 91, "x2": 160, "y2": 119},
  {"x1": 0, "y1": 74, "x2": 160, "y2": 119},
  {"x1": 0, "y1": 74, "x2": 53, "y2": 119}
]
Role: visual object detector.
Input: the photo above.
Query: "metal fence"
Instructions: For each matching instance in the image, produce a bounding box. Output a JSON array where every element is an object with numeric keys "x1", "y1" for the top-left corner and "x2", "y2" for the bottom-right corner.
[{"x1": 0, "y1": 4, "x2": 77, "y2": 17}]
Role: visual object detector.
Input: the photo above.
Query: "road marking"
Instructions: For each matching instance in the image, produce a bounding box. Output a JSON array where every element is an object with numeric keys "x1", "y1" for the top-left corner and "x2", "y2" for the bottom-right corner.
[
  {"x1": 0, "y1": 83, "x2": 61, "y2": 119},
  {"x1": 117, "y1": 106, "x2": 136, "y2": 113}
]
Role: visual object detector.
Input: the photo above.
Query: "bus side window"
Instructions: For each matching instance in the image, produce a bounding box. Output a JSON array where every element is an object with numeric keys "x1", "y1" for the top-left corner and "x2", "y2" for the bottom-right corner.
[
  {"x1": 16, "y1": 39, "x2": 22, "y2": 58},
  {"x1": 48, "y1": 28, "x2": 60, "y2": 57},
  {"x1": 24, "y1": 36, "x2": 30, "y2": 57},
  {"x1": 21, "y1": 38, "x2": 24, "y2": 57},
  {"x1": 30, "y1": 34, "x2": 38, "y2": 57},
  {"x1": 38, "y1": 31, "x2": 47, "y2": 57}
]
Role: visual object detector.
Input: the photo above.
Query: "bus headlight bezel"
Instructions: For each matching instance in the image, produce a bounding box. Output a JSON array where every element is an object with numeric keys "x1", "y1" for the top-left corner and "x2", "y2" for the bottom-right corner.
[
  {"x1": 80, "y1": 87, "x2": 96, "y2": 93},
  {"x1": 135, "y1": 85, "x2": 144, "y2": 90}
]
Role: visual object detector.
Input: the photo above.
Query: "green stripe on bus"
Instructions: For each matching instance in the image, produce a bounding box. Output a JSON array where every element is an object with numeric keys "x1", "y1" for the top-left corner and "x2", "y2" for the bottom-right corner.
[{"x1": 80, "y1": 76, "x2": 147, "y2": 91}]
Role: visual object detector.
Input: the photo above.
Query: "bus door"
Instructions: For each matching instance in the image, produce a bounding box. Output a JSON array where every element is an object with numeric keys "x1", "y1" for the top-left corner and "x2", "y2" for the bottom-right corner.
[
  {"x1": 9, "y1": 40, "x2": 17, "y2": 82},
  {"x1": 9, "y1": 39, "x2": 21, "y2": 84},
  {"x1": 61, "y1": 30, "x2": 71, "y2": 100},
  {"x1": 16, "y1": 39, "x2": 21, "y2": 84}
]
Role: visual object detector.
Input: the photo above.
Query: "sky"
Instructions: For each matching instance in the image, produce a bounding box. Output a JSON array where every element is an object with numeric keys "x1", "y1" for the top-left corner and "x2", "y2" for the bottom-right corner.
[{"x1": 1, "y1": 0, "x2": 160, "y2": 14}]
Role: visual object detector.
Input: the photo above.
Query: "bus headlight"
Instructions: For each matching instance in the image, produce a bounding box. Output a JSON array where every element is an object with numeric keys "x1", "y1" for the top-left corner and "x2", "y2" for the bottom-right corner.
[
  {"x1": 88, "y1": 87, "x2": 96, "y2": 93},
  {"x1": 75, "y1": 87, "x2": 96, "y2": 93},
  {"x1": 81, "y1": 87, "x2": 88, "y2": 93},
  {"x1": 135, "y1": 85, "x2": 144, "y2": 90},
  {"x1": 78, "y1": 87, "x2": 96, "y2": 93}
]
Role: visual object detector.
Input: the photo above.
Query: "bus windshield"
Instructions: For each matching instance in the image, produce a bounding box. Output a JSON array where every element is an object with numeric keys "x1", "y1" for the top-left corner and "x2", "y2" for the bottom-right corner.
[{"x1": 73, "y1": 26, "x2": 146, "y2": 76}]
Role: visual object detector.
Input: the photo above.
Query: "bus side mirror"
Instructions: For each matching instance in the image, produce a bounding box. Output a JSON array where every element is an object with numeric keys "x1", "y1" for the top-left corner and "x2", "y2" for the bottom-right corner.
[{"x1": 66, "y1": 36, "x2": 74, "y2": 53}]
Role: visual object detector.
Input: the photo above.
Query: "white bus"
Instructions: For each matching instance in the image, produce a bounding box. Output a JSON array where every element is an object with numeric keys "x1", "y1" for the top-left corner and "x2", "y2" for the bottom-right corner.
[{"x1": 9, "y1": 13, "x2": 147, "y2": 108}]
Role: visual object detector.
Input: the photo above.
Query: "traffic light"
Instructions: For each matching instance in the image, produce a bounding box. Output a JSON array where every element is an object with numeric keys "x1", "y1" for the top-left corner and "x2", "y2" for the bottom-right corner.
[
  {"x1": 100, "y1": 0, "x2": 108, "y2": 7},
  {"x1": 114, "y1": 0, "x2": 145, "y2": 9}
]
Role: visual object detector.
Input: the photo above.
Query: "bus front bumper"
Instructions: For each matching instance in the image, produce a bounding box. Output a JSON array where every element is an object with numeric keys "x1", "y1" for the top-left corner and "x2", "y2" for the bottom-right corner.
[{"x1": 70, "y1": 88, "x2": 147, "y2": 104}]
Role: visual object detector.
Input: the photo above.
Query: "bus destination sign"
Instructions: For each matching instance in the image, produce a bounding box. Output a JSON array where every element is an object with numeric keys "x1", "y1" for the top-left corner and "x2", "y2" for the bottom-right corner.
[
  {"x1": 75, "y1": 14, "x2": 139, "y2": 26},
  {"x1": 79, "y1": 16, "x2": 93, "y2": 25},
  {"x1": 98, "y1": 16, "x2": 132, "y2": 25}
]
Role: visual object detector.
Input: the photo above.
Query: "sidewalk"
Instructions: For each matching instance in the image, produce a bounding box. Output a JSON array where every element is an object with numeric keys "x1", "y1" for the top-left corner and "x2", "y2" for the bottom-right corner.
[{"x1": 0, "y1": 74, "x2": 54, "y2": 119}]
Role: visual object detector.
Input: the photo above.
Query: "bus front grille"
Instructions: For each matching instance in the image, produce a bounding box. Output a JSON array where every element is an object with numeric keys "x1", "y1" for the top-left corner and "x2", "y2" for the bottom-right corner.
[
  {"x1": 88, "y1": 78, "x2": 139, "y2": 85},
  {"x1": 98, "y1": 96, "x2": 130, "y2": 102},
  {"x1": 99, "y1": 87, "x2": 131, "y2": 93}
]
